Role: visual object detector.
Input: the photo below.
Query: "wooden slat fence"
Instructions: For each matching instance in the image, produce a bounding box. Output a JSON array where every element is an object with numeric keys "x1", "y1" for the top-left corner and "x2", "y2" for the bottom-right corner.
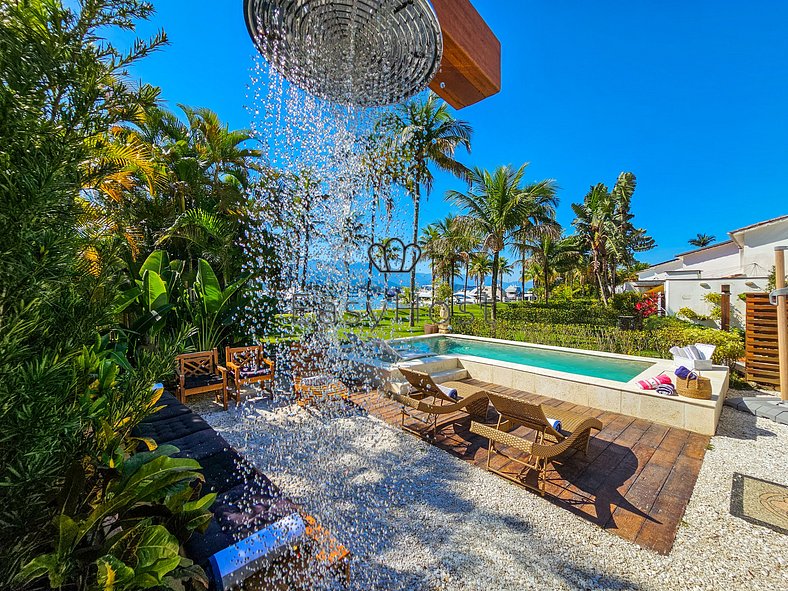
[{"x1": 745, "y1": 292, "x2": 786, "y2": 389}]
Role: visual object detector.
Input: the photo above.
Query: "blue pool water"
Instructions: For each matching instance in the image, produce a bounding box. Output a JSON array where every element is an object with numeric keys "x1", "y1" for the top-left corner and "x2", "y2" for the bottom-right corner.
[{"x1": 392, "y1": 336, "x2": 652, "y2": 383}]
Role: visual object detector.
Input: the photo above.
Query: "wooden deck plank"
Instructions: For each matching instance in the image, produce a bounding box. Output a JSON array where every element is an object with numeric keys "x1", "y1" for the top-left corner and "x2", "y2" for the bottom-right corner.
[{"x1": 350, "y1": 381, "x2": 706, "y2": 554}]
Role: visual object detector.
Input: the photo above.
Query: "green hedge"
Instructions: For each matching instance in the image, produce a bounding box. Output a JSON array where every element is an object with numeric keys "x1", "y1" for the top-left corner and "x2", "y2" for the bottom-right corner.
[
  {"x1": 498, "y1": 300, "x2": 619, "y2": 326},
  {"x1": 452, "y1": 317, "x2": 744, "y2": 368}
]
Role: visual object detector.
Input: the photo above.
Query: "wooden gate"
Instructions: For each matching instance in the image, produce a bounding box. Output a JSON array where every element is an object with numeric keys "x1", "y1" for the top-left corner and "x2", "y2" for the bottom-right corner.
[{"x1": 745, "y1": 292, "x2": 786, "y2": 389}]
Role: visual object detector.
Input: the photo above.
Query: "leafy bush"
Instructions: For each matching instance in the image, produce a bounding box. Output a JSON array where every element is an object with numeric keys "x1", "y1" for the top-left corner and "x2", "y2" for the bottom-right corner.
[
  {"x1": 499, "y1": 300, "x2": 618, "y2": 326},
  {"x1": 0, "y1": 2, "x2": 211, "y2": 588},
  {"x1": 610, "y1": 292, "x2": 641, "y2": 316},
  {"x1": 453, "y1": 316, "x2": 744, "y2": 367}
]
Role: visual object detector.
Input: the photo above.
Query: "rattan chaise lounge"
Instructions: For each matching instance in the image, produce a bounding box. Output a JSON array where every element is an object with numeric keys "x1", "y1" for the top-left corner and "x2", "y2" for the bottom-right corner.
[
  {"x1": 391, "y1": 367, "x2": 490, "y2": 439},
  {"x1": 470, "y1": 391, "x2": 603, "y2": 496}
]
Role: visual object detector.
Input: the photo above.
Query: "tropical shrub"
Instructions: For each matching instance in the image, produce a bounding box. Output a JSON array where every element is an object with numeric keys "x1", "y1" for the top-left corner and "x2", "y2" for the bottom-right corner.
[
  {"x1": 16, "y1": 438, "x2": 214, "y2": 591},
  {"x1": 453, "y1": 317, "x2": 744, "y2": 367},
  {"x1": 434, "y1": 281, "x2": 454, "y2": 302},
  {"x1": 0, "y1": 2, "x2": 211, "y2": 587},
  {"x1": 499, "y1": 300, "x2": 618, "y2": 326}
]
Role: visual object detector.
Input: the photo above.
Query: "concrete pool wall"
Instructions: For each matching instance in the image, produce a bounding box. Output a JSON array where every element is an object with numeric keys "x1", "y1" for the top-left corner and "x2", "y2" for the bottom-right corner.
[{"x1": 372, "y1": 334, "x2": 729, "y2": 436}]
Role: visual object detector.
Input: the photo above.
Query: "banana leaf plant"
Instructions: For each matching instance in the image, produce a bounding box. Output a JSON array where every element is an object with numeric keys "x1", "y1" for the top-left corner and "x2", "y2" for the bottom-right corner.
[
  {"x1": 115, "y1": 250, "x2": 185, "y2": 344},
  {"x1": 15, "y1": 440, "x2": 214, "y2": 591},
  {"x1": 184, "y1": 258, "x2": 249, "y2": 351}
]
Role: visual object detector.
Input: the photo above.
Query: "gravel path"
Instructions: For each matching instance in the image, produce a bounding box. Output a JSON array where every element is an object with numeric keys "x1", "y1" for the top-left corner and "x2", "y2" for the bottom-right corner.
[{"x1": 195, "y1": 393, "x2": 787, "y2": 591}]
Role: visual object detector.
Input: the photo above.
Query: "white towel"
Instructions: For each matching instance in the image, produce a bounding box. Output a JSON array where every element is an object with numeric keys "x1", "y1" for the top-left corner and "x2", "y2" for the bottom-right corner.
[
  {"x1": 547, "y1": 418, "x2": 562, "y2": 432},
  {"x1": 437, "y1": 384, "x2": 459, "y2": 400},
  {"x1": 684, "y1": 345, "x2": 703, "y2": 360}
]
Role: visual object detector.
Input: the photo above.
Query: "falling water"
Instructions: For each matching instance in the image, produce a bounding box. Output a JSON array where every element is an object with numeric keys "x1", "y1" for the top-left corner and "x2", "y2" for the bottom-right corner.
[{"x1": 226, "y1": 8, "x2": 437, "y2": 588}]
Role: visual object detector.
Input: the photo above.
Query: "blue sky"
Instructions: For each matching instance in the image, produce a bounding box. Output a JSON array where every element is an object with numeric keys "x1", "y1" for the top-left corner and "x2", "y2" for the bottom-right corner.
[{"x1": 108, "y1": 1, "x2": 788, "y2": 272}]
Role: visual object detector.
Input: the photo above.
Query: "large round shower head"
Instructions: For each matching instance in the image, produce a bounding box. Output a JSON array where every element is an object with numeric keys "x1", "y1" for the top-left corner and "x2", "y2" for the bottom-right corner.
[{"x1": 244, "y1": 0, "x2": 443, "y2": 107}]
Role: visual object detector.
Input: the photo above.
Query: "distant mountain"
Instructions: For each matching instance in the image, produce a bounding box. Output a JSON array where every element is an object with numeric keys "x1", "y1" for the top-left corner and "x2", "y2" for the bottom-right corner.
[{"x1": 303, "y1": 260, "x2": 533, "y2": 291}]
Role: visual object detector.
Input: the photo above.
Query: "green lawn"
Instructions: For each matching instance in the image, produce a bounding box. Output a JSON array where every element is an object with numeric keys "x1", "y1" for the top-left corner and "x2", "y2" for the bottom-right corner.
[{"x1": 344, "y1": 303, "x2": 493, "y2": 339}]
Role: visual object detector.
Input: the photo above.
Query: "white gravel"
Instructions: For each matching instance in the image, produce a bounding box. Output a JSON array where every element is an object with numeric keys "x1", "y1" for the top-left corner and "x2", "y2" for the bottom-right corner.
[{"x1": 195, "y1": 391, "x2": 788, "y2": 591}]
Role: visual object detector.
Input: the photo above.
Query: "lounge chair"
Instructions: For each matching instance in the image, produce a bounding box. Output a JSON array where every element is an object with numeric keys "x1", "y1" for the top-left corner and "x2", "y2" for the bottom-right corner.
[
  {"x1": 176, "y1": 349, "x2": 229, "y2": 409},
  {"x1": 391, "y1": 367, "x2": 489, "y2": 439},
  {"x1": 470, "y1": 391, "x2": 603, "y2": 496},
  {"x1": 225, "y1": 345, "x2": 275, "y2": 404},
  {"x1": 370, "y1": 338, "x2": 433, "y2": 362}
]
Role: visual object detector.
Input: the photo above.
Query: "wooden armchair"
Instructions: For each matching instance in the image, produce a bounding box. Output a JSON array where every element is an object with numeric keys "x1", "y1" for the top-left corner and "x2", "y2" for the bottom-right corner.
[
  {"x1": 225, "y1": 345, "x2": 275, "y2": 403},
  {"x1": 176, "y1": 349, "x2": 229, "y2": 410}
]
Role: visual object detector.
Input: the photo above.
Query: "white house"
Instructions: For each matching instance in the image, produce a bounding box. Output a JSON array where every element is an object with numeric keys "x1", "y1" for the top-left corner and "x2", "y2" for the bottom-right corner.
[{"x1": 631, "y1": 215, "x2": 788, "y2": 327}]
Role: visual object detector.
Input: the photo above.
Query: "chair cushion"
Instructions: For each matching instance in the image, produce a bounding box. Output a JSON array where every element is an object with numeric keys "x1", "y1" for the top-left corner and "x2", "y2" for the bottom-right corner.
[
  {"x1": 139, "y1": 392, "x2": 192, "y2": 423},
  {"x1": 239, "y1": 367, "x2": 272, "y2": 379},
  {"x1": 133, "y1": 412, "x2": 212, "y2": 444},
  {"x1": 198, "y1": 449, "x2": 275, "y2": 496},
  {"x1": 300, "y1": 375, "x2": 335, "y2": 387},
  {"x1": 184, "y1": 373, "x2": 224, "y2": 390}
]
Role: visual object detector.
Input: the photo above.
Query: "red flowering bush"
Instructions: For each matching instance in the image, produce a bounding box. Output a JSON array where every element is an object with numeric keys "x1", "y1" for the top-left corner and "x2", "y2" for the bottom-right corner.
[{"x1": 635, "y1": 294, "x2": 659, "y2": 318}]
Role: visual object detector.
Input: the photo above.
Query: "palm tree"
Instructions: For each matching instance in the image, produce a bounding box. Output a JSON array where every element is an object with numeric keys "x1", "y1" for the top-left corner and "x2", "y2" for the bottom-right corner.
[
  {"x1": 419, "y1": 223, "x2": 443, "y2": 295},
  {"x1": 497, "y1": 256, "x2": 514, "y2": 299},
  {"x1": 689, "y1": 233, "x2": 716, "y2": 248},
  {"x1": 516, "y1": 234, "x2": 580, "y2": 304},
  {"x1": 571, "y1": 172, "x2": 654, "y2": 303},
  {"x1": 339, "y1": 213, "x2": 368, "y2": 284},
  {"x1": 387, "y1": 93, "x2": 472, "y2": 326},
  {"x1": 468, "y1": 253, "x2": 492, "y2": 302},
  {"x1": 448, "y1": 164, "x2": 557, "y2": 319}
]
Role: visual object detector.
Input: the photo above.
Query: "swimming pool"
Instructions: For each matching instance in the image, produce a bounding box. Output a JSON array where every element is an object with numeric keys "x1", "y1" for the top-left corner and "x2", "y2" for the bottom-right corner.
[{"x1": 391, "y1": 336, "x2": 653, "y2": 382}]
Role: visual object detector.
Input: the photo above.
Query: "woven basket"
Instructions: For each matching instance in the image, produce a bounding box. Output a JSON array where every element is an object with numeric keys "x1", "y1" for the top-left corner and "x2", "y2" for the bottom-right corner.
[{"x1": 676, "y1": 375, "x2": 712, "y2": 400}]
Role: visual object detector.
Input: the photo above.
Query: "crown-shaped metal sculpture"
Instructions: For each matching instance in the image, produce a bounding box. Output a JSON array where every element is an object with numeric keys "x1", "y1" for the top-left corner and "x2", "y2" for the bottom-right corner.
[{"x1": 368, "y1": 238, "x2": 421, "y2": 274}]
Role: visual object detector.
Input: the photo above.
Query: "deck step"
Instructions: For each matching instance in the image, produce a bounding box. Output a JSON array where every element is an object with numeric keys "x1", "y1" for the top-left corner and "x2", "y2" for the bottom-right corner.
[{"x1": 429, "y1": 368, "x2": 469, "y2": 383}]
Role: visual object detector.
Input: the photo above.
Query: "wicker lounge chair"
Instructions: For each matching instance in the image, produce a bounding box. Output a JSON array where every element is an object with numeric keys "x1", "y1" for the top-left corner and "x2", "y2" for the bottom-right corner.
[
  {"x1": 391, "y1": 367, "x2": 489, "y2": 439},
  {"x1": 225, "y1": 345, "x2": 275, "y2": 404},
  {"x1": 470, "y1": 391, "x2": 603, "y2": 495}
]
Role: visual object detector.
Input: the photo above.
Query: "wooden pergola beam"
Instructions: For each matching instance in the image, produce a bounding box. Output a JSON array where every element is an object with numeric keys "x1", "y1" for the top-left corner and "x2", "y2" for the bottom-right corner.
[{"x1": 429, "y1": 0, "x2": 501, "y2": 109}]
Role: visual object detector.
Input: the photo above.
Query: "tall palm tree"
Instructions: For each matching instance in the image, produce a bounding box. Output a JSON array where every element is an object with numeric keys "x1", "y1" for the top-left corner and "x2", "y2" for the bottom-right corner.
[
  {"x1": 339, "y1": 213, "x2": 368, "y2": 283},
  {"x1": 468, "y1": 253, "x2": 492, "y2": 302},
  {"x1": 448, "y1": 164, "x2": 557, "y2": 319},
  {"x1": 387, "y1": 92, "x2": 472, "y2": 326},
  {"x1": 497, "y1": 256, "x2": 514, "y2": 299},
  {"x1": 572, "y1": 172, "x2": 653, "y2": 303},
  {"x1": 688, "y1": 233, "x2": 716, "y2": 248},
  {"x1": 516, "y1": 234, "x2": 580, "y2": 304},
  {"x1": 419, "y1": 223, "x2": 443, "y2": 297}
]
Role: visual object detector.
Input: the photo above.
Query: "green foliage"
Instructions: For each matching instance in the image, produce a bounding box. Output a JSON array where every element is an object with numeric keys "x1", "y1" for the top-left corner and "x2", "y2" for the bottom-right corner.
[
  {"x1": 454, "y1": 316, "x2": 744, "y2": 368},
  {"x1": 186, "y1": 258, "x2": 249, "y2": 350},
  {"x1": 434, "y1": 281, "x2": 454, "y2": 302},
  {"x1": 16, "y1": 443, "x2": 213, "y2": 591},
  {"x1": 0, "y1": 3, "x2": 209, "y2": 588},
  {"x1": 499, "y1": 300, "x2": 618, "y2": 326},
  {"x1": 610, "y1": 292, "x2": 641, "y2": 316}
]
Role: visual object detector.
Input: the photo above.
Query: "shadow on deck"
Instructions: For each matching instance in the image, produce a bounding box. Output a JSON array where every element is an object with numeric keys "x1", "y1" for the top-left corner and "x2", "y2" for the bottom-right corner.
[{"x1": 351, "y1": 378, "x2": 709, "y2": 555}]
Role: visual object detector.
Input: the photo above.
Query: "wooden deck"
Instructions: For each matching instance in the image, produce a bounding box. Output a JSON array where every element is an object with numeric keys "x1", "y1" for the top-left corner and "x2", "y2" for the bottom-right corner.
[{"x1": 350, "y1": 379, "x2": 710, "y2": 555}]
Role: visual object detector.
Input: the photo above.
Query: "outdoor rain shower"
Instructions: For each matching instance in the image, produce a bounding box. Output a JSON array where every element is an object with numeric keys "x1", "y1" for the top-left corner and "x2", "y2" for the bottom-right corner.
[{"x1": 243, "y1": 0, "x2": 444, "y2": 106}]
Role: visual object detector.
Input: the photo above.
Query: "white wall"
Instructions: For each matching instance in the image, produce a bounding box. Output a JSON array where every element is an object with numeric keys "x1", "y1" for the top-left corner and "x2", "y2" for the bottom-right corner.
[
  {"x1": 735, "y1": 220, "x2": 788, "y2": 276},
  {"x1": 664, "y1": 276, "x2": 768, "y2": 328},
  {"x1": 680, "y1": 241, "x2": 741, "y2": 276}
]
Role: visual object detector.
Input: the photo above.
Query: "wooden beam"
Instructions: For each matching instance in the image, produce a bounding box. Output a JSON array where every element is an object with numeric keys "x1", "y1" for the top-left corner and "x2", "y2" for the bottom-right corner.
[
  {"x1": 775, "y1": 247, "x2": 788, "y2": 398},
  {"x1": 429, "y1": 0, "x2": 501, "y2": 109}
]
